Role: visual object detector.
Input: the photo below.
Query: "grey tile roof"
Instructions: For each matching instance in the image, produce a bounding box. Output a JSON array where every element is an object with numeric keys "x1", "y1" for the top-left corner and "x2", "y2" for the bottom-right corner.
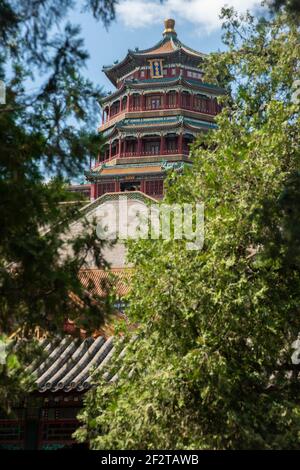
[{"x1": 28, "y1": 336, "x2": 115, "y2": 393}]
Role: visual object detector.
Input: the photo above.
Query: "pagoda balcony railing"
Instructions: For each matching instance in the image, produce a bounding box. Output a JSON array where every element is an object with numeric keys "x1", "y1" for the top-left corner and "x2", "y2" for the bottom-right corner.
[
  {"x1": 93, "y1": 149, "x2": 190, "y2": 168},
  {"x1": 128, "y1": 104, "x2": 211, "y2": 113},
  {"x1": 125, "y1": 104, "x2": 214, "y2": 113},
  {"x1": 117, "y1": 148, "x2": 189, "y2": 158},
  {"x1": 164, "y1": 103, "x2": 177, "y2": 109},
  {"x1": 122, "y1": 151, "x2": 139, "y2": 158},
  {"x1": 141, "y1": 150, "x2": 160, "y2": 156},
  {"x1": 95, "y1": 148, "x2": 190, "y2": 166},
  {"x1": 102, "y1": 103, "x2": 217, "y2": 125},
  {"x1": 128, "y1": 106, "x2": 141, "y2": 111}
]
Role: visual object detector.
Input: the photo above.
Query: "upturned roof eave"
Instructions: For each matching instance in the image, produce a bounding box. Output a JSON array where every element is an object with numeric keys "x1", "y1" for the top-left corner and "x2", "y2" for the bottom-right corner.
[
  {"x1": 100, "y1": 76, "x2": 225, "y2": 105},
  {"x1": 101, "y1": 117, "x2": 217, "y2": 141},
  {"x1": 102, "y1": 36, "x2": 206, "y2": 86},
  {"x1": 128, "y1": 35, "x2": 205, "y2": 59}
]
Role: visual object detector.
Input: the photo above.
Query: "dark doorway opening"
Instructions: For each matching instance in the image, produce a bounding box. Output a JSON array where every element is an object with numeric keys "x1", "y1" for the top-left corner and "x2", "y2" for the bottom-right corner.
[{"x1": 120, "y1": 181, "x2": 141, "y2": 192}]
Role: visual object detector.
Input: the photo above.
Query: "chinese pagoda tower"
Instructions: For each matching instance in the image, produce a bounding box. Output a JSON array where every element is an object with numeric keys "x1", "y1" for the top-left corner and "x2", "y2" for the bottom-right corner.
[{"x1": 86, "y1": 19, "x2": 223, "y2": 199}]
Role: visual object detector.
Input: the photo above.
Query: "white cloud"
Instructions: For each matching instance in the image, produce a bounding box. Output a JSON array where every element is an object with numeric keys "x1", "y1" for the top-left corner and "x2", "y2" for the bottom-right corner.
[{"x1": 116, "y1": 0, "x2": 262, "y2": 35}]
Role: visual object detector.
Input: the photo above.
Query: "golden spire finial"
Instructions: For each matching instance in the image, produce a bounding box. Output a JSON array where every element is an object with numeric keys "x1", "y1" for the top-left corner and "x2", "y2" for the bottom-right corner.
[{"x1": 163, "y1": 18, "x2": 176, "y2": 37}]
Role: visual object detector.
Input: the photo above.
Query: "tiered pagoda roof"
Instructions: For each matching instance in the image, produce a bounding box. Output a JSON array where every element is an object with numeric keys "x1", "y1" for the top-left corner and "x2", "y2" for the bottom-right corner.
[
  {"x1": 87, "y1": 18, "x2": 224, "y2": 200},
  {"x1": 101, "y1": 75, "x2": 224, "y2": 106},
  {"x1": 103, "y1": 19, "x2": 205, "y2": 86}
]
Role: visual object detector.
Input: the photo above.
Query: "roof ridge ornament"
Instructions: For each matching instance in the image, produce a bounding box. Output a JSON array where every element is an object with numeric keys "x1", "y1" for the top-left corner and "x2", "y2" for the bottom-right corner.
[{"x1": 163, "y1": 18, "x2": 177, "y2": 37}]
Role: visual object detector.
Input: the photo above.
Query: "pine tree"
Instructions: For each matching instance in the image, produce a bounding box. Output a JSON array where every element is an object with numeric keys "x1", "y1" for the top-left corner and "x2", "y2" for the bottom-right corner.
[{"x1": 0, "y1": 0, "x2": 117, "y2": 411}]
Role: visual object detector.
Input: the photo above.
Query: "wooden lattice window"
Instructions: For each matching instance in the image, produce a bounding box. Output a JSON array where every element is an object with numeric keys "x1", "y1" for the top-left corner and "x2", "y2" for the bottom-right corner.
[
  {"x1": 98, "y1": 182, "x2": 115, "y2": 196},
  {"x1": 167, "y1": 92, "x2": 176, "y2": 107},
  {"x1": 40, "y1": 420, "x2": 78, "y2": 442},
  {"x1": 0, "y1": 420, "x2": 24, "y2": 444},
  {"x1": 200, "y1": 97, "x2": 210, "y2": 113},
  {"x1": 146, "y1": 95, "x2": 161, "y2": 109},
  {"x1": 166, "y1": 138, "x2": 177, "y2": 151},
  {"x1": 132, "y1": 95, "x2": 140, "y2": 109},
  {"x1": 144, "y1": 141, "x2": 160, "y2": 155},
  {"x1": 145, "y1": 180, "x2": 163, "y2": 196},
  {"x1": 181, "y1": 92, "x2": 191, "y2": 108}
]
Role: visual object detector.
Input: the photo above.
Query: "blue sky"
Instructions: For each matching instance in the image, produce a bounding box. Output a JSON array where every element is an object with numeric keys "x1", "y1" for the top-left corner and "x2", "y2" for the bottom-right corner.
[{"x1": 70, "y1": 0, "x2": 263, "y2": 94}]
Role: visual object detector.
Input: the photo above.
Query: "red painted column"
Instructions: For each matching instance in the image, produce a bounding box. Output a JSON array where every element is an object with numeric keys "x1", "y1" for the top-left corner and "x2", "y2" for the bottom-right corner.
[
  {"x1": 140, "y1": 180, "x2": 145, "y2": 193},
  {"x1": 160, "y1": 135, "x2": 165, "y2": 155},
  {"x1": 90, "y1": 183, "x2": 96, "y2": 200},
  {"x1": 127, "y1": 95, "x2": 130, "y2": 111},
  {"x1": 137, "y1": 136, "x2": 142, "y2": 156},
  {"x1": 109, "y1": 140, "x2": 112, "y2": 160},
  {"x1": 118, "y1": 137, "x2": 122, "y2": 157},
  {"x1": 115, "y1": 180, "x2": 120, "y2": 192},
  {"x1": 123, "y1": 139, "x2": 127, "y2": 157},
  {"x1": 108, "y1": 105, "x2": 111, "y2": 121}
]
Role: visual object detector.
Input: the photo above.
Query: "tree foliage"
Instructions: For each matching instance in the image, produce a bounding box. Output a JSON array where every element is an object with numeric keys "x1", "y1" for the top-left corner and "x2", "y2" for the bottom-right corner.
[
  {"x1": 77, "y1": 9, "x2": 300, "y2": 449},
  {"x1": 269, "y1": 0, "x2": 300, "y2": 16},
  {"x1": 0, "y1": 0, "x2": 117, "y2": 410}
]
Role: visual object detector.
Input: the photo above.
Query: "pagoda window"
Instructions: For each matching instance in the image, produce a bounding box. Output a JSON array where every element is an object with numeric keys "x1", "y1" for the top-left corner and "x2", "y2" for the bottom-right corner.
[
  {"x1": 200, "y1": 97, "x2": 210, "y2": 113},
  {"x1": 194, "y1": 94, "x2": 202, "y2": 111},
  {"x1": 194, "y1": 95, "x2": 210, "y2": 113},
  {"x1": 146, "y1": 95, "x2": 161, "y2": 110},
  {"x1": 181, "y1": 92, "x2": 191, "y2": 109},
  {"x1": 110, "y1": 101, "x2": 120, "y2": 117},
  {"x1": 111, "y1": 143, "x2": 118, "y2": 157},
  {"x1": 183, "y1": 135, "x2": 194, "y2": 154},
  {"x1": 103, "y1": 106, "x2": 109, "y2": 123},
  {"x1": 131, "y1": 94, "x2": 140, "y2": 110},
  {"x1": 187, "y1": 70, "x2": 202, "y2": 80},
  {"x1": 166, "y1": 137, "x2": 177, "y2": 152},
  {"x1": 145, "y1": 180, "x2": 163, "y2": 196},
  {"x1": 122, "y1": 96, "x2": 127, "y2": 110},
  {"x1": 127, "y1": 140, "x2": 137, "y2": 154},
  {"x1": 214, "y1": 98, "x2": 222, "y2": 114},
  {"x1": 98, "y1": 182, "x2": 115, "y2": 196},
  {"x1": 167, "y1": 91, "x2": 176, "y2": 108},
  {"x1": 144, "y1": 140, "x2": 160, "y2": 155}
]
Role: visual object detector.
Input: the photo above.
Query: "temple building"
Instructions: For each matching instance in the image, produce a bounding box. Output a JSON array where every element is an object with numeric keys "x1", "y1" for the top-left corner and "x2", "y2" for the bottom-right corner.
[
  {"x1": 0, "y1": 19, "x2": 223, "y2": 450},
  {"x1": 85, "y1": 18, "x2": 223, "y2": 200}
]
